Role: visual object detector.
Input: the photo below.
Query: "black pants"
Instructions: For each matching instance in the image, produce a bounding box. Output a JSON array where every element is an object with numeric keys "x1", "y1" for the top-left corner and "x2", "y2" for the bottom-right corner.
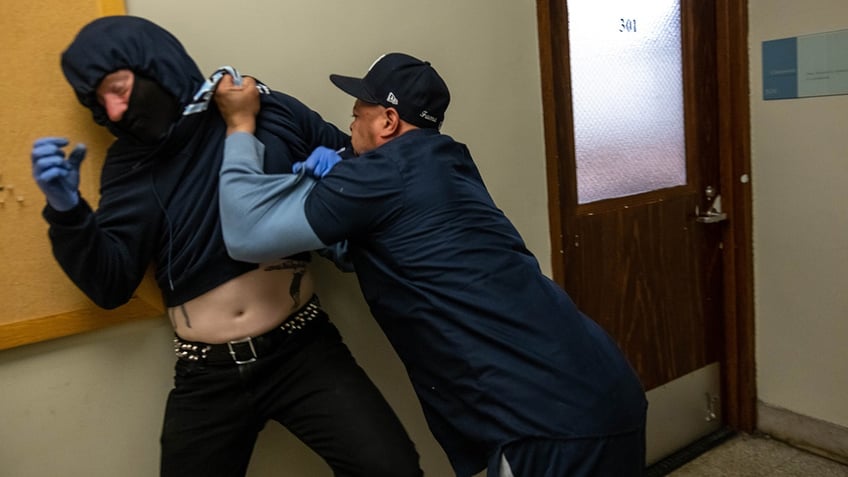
[{"x1": 160, "y1": 316, "x2": 421, "y2": 477}]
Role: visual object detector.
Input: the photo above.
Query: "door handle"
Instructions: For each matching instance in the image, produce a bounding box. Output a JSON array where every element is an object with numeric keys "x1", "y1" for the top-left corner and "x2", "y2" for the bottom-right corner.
[
  {"x1": 696, "y1": 209, "x2": 728, "y2": 224},
  {"x1": 695, "y1": 191, "x2": 728, "y2": 224}
]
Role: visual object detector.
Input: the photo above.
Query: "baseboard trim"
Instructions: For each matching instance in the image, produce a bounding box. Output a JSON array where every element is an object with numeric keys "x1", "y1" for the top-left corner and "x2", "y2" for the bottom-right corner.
[{"x1": 758, "y1": 400, "x2": 848, "y2": 465}]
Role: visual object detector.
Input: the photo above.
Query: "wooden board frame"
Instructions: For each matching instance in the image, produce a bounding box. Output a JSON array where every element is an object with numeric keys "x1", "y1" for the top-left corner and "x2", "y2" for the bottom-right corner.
[{"x1": 0, "y1": 0, "x2": 164, "y2": 351}]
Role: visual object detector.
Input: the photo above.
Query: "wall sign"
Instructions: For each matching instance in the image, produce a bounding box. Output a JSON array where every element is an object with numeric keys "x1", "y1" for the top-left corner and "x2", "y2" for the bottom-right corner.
[{"x1": 762, "y1": 28, "x2": 848, "y2": 100}]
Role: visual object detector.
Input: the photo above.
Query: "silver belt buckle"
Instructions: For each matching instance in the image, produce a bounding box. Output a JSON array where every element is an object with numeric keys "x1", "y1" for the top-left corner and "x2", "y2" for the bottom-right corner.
[{"x1": 227, "y1": 337, "x2": 258, "y2": 364}]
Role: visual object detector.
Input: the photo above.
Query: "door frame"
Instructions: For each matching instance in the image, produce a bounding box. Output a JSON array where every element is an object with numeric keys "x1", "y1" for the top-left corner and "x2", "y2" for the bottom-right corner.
[{"x1": 535, "y1": 0, "x2": 755, "y2": 432}]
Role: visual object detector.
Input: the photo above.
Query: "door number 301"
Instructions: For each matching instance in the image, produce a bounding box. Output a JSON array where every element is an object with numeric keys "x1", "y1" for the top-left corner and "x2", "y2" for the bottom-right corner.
[{"x1": 620, "y1": 18, "x2": 637, "y2": 33}]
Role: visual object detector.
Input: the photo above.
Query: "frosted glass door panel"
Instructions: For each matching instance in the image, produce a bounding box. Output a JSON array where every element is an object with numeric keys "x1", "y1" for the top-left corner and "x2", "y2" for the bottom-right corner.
[{"x1": 568, "y1": 0, "x2": 686, "y2": 204}]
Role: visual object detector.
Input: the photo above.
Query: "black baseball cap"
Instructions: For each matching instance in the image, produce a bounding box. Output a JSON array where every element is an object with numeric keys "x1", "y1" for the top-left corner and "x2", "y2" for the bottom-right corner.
[{"x1": 330, "y1": 52, "x2": 450, "y2": 129}]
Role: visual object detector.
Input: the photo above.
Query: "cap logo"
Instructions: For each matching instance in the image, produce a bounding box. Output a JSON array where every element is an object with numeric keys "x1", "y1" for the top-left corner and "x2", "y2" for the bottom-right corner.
[
  {"x1": 386, "y1": 92, "x2": 399, "y2": 105},
  {"x1": 419, "y1": 110, "x2": 437, "y2": 123}
]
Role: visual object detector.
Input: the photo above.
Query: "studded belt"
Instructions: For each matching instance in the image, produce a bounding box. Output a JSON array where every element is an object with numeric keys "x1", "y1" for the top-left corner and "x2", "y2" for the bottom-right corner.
[{"x1": 173, "y1": 295, "x2": 326, "y2": 365}]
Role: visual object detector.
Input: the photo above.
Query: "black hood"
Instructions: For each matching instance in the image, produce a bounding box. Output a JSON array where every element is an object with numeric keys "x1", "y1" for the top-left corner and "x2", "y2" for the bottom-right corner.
[{"x1": 60, "y1": 15, "x2": 204, "y2": 138}]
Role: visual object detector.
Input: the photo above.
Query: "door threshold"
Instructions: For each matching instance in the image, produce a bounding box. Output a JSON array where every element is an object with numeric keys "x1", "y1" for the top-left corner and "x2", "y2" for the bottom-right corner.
[{"x1": 645, "y1": 427, "x2": 736, "y2": 476}]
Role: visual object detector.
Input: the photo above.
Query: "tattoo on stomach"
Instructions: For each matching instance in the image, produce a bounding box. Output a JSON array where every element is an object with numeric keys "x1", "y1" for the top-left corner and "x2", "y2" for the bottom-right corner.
[
  {"x1": 264, "y1": 259, "x2": 307, "y2": 308},
  {"x1": 180, "y1": 304, "x2": 192, "y2": 328},
  {"x1": 167, "y1": 305, "x2": 191, "y2": 329},
  {"x1": 167, "y1": 308, "x2": 177, "y2": 329}
]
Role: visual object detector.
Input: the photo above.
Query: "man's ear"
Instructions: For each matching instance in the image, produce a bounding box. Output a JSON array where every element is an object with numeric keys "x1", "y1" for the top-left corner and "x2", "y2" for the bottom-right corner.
[{"x1": 382, "y1": 107, "x2": 402, "y2": 138}]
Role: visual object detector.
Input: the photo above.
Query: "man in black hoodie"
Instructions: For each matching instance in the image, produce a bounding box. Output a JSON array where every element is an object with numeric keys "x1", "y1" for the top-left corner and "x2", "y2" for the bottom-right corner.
[{"x1": 29, "y1": 16, "x2": 421, "y2": 477}]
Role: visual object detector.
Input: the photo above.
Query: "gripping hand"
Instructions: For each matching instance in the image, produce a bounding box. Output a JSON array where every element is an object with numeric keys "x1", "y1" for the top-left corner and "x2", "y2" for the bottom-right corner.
[
  {"x1": 293, "y1": 146, "x2": 342, "y2": 178},
  {"x1": 31, "y1": 137, "x2": 86, "y2": 211}
]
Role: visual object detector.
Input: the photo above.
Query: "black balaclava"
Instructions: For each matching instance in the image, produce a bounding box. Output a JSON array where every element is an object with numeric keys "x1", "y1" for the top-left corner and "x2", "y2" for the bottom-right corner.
[
  {"x1": 115, "y1": 74, "x2": 181, "y2": 144},
  {"x1": 60, "y1": 15, "x2": 205, "y2": 143}
]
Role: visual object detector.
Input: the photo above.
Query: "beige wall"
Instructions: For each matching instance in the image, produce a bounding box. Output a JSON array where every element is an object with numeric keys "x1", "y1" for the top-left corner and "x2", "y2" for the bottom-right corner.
[
  {"x1": 5, "y1": 1, "x2": 847, "y2": 475},
  {"x1": 748, "y1": 0, "x2": 848, "y2": 429},
  {"x1": 0, "y1": 1, "x2": 545, "y2": 475},
  {"x1": 0, "y1": 320, "x2": 174, "y2": 476}
]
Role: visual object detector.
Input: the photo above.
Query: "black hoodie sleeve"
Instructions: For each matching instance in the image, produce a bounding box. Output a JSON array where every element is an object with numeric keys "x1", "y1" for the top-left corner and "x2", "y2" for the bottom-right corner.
[
  {"x1": 289, "y1": 94, "x2": 351, "y2": 155},
  {"x1": 42, "y1": 157, "x2": 161, "y2": 310},
  {"x1": 256, "y1": 92, "x2": 351, "y2": 174}
]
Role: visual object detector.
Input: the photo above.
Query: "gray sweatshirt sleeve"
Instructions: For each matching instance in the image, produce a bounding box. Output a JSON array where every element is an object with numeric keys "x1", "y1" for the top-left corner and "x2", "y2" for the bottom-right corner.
[{"x1": 219, "y1": 132, "x2": 327, "y2": 263}]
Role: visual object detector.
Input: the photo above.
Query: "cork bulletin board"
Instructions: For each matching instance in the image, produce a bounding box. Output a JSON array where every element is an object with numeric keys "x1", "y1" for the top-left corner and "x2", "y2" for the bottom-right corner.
[{"x1": 0, "y1": 0, "x2": 163, "y2": 350}]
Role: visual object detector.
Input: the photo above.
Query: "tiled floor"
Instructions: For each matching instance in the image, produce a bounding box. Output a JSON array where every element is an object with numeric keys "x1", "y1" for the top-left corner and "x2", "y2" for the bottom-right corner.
[{"x1": 668, "y1": 433, "x2": 848, "y2": 476}]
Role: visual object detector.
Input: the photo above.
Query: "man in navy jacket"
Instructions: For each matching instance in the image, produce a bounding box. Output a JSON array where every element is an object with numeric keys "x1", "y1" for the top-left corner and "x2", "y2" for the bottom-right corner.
[{"x1": 216, "y1": 53, "x2": 648, "y2": 477}]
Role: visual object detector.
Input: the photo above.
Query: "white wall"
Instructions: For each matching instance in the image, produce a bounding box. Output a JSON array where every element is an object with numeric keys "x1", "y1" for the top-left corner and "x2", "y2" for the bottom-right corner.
[
  {"x1": 748, "y1": 0, "x2": 848, "y2": 429},
  {"x1": 0, "y1": 1, "x2": 546, "y2": 475}
]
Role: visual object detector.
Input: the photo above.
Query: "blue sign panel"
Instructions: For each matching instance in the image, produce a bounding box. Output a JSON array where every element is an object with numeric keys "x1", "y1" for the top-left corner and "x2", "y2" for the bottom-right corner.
[
  {"x1": 763, "y1": 37, "x2": 797, "y2": 100},
  {"x1": 762, "y1": 28, "x2": 848, "y2": 100}
]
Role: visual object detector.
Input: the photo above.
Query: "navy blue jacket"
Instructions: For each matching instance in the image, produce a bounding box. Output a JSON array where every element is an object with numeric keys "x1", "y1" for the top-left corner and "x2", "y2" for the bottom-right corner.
[
  {"x1": 306, "y1": 129, "x2": 647, "y2": 475},
  {"x1": 220, "y1": 129, "x2": 648, "y2": 476},
  {"x1": 46, "y1": 16, "x2": 349, "y2": 308}
]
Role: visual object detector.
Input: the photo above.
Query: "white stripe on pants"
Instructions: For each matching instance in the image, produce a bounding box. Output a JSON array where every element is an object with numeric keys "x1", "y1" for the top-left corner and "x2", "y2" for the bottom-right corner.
[{"x1": 499, "y1": 452, "x2": 515, "y2": 477}]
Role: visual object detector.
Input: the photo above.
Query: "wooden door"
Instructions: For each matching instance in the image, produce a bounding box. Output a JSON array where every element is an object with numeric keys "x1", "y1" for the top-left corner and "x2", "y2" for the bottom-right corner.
[{"x1": 536, "y1": 0, "x2": 755, "y2": 463}]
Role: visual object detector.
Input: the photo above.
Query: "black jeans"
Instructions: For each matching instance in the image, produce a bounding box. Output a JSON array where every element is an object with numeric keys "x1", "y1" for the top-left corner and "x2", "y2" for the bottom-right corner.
[{"x1": 160, "y1": 317, "x2": 422, "y2": 477}]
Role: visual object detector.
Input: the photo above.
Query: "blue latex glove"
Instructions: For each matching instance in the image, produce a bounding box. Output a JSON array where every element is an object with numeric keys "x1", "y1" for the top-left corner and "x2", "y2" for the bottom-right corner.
[
  {"x1": 293, "y1": 146, "x2": 342, "y2": 178},
  {"x1": 31, "y1": 137, "x2": 86, "y2": 211}
]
